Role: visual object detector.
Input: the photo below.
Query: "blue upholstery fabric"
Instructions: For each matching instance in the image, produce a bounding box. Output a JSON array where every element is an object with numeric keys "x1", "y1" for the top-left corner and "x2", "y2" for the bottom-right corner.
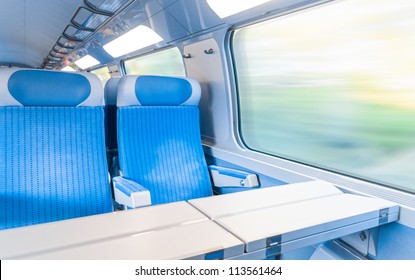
[
  {"x1": 118, "y1": 106, "x2": 212, "y2": 205},
  {"x1": 0, "y1": 107, "x2": 113, "y2": 230},
  {"x1": 117, "y1": 75, "x2": 201, "y2": 107},
  {"x1": 135, "y1": 76, "x2": 192, "y2": 106},
  {"x1": 8, "y1": 70, "x2": 91, "y2": 106}
]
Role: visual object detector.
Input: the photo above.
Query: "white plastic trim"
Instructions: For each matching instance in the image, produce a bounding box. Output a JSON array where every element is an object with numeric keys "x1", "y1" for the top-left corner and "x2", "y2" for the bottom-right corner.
[
  {"x1": 180, "y1": 76, "x2": 201, "y2": 106},
  {"x1": 77, "y1": 72, "x2": 105, "y2": 107},
  {"x1": 209, "y1": 167, "x2": 259, "y2": 188},
  {"x1": 0, "y1": 68, "x2": 23, "y2": 106},
  {"x1": 113, "y1": 179, "x2": 152, "y2": 209}
]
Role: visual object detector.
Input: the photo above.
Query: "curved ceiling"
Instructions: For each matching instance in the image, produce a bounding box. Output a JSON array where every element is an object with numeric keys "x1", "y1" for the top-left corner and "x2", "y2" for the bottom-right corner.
[
  {"x1": 0, "y1": 0, "x2": 83, "y2": 67},
  {"x1": 0, "y1": 0, "x2": 309, "y2": 69}
]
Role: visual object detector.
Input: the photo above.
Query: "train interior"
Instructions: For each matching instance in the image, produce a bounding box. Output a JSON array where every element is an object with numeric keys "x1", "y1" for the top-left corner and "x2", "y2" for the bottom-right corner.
[{"x1": 0, "y1": 0, "x2": 414, "y2": 260}]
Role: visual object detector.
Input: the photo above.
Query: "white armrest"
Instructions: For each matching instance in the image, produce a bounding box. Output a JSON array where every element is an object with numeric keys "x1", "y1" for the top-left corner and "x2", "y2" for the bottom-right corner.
[
  {"x1": 112, "y1": 176, "x2": 151, "y2": 208},
  {"x1": 209, "y1": 165, "x2": 259, "y2": 188}
]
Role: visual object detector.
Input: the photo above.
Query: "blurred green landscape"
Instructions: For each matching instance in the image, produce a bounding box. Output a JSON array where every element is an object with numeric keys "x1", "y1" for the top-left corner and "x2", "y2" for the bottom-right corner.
[{"x1": 234, "y1": 0, "x2": 415, "y2": 192}]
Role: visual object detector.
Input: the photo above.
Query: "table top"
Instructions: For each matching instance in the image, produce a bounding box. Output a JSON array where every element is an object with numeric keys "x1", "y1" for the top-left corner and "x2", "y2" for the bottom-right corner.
[
  {"x1": 0, "y1": 181, "x2": 399, "y2": 259},
  {"x1": 0, "y1": 201, "x2": 208, "y2": 259},
  {"x1": 21, "y1": 220, "x2": 245, "y2": 260},
  {"x1": 189, "y1": 180, "x2": 343, "y2": 219},
  {"x1": 215, "y1": 194, "x2": 399, "y2": 252}
]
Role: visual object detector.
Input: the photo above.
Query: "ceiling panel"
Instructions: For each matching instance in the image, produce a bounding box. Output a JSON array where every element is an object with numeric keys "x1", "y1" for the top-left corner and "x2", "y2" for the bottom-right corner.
[
  {"x1": 163, "y1": 0, "x2": 223, "y2": 35},
  {"x1": 0, "y1": 0, "x2": 83, "y2": 67}
]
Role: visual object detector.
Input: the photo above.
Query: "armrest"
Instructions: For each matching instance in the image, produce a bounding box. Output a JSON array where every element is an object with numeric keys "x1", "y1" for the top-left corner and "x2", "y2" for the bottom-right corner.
[
  {"x1": 112, "y1": 176, "x2": 151, "y2": 209},
  {"x1": 209, "y1": 165, "x2": 259, "y2": 188}
]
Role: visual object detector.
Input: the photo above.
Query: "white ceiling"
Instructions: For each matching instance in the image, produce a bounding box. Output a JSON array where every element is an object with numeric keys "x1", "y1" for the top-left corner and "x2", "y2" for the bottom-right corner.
[
  {"x1": 0, "y1": 0, "x2": 307, "y2": 69},
  {"x1": 0, "y1": 0, "x2": 83, "y2": 67}
]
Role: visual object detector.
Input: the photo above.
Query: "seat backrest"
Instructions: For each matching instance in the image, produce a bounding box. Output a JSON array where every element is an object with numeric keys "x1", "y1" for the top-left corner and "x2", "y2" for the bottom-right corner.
[
  {"x1": 117, "y1": 75, "x2": 212, "y2": 205},
  {"x1": 104, "y1": 77, "x2": 120, "y2": 150},
  {"x1": 0, "y1": 68, "x2": 113, "y2": 230}
]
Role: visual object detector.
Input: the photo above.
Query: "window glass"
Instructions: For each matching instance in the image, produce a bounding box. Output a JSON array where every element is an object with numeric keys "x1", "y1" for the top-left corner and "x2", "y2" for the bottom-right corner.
[
  {"x1": 91, "y1": 66, "x2": 111, "y2": 85},
  {"x1": 124, "y1": 47, "x2": 185, "y2": 76},
  {"x1": 233, "y1": 0, "x2": 415, "y2": 192}
]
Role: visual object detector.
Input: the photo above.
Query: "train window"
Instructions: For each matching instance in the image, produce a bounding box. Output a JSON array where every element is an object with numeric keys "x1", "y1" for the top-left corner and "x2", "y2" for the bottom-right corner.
[
  {"x1": 61, "y1": 66, "x2": 76, "y2": 72},
  {"x1": 232, "y1": 0, "x2": 415, "y2": 193},
  {"x1": 124, "y1": 47, "x2": 185, "y2": 76},
  {"x1": 91, "y1": 66, "x2": 111, "y2": 85}
]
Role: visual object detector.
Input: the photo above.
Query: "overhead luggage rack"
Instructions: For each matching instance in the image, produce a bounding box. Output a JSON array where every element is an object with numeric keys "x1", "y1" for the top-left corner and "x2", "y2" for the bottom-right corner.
[{"x1": 42, "y1": 0, "x2": 135, "y2": 69}]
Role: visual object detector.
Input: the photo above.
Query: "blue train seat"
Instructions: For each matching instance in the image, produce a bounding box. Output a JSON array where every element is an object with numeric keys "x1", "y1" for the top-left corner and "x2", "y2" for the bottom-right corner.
[
  {"x1": 113, "y1": 75, "x2": 212, "y2": 207},
  {"x1": 0, "y1": 68, "x2": 113, "y2": 230}
]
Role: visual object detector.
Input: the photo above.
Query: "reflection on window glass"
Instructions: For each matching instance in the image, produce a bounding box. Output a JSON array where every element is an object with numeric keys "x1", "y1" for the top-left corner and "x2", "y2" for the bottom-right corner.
[
  {"x1": 124, "y1": 47, "x2": 185, "y2": 76},
  {"x1": 91, "y1": 67, "x2": 111, "y2": 85},
  {"x1": 233, "y1": 0, "x2": 415, "y2": 192}
]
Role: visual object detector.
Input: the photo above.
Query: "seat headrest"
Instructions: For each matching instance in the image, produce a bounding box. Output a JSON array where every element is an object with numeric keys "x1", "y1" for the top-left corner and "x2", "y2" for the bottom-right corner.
[
  {"x1": 104, "y1": 77, "x2": 121, "y2": 106},
  {"x1": 117, "y1": 75, "x2": 201, "y2": 107},
  {"x1": 0, "y1": 68, "x2": 103, "y2": 106}
]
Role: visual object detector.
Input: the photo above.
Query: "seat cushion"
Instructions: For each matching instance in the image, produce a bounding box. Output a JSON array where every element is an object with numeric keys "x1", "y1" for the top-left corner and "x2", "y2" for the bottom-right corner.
[
  {"x1": 118, "y1": 106, "x2": 212, "y2": 205},
  {"x1": 0, "y1": 107, "x2": 113, "y2": 229}
]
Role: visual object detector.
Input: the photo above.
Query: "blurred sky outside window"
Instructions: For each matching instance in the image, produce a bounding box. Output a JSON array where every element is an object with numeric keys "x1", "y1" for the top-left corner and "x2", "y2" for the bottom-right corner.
[
  {"x1": 91, "y1": 66, "x2": 111, "y2": 86},
  {"x1": 124, "y1": 47, "x2": 185, "y2": 76}
]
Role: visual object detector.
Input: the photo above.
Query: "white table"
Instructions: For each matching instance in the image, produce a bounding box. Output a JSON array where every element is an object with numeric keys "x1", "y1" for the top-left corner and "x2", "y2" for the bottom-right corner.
[
  {"x1": 0, "y1": 201, "x2": 243, "y2": 260},
  {"x1": 190, "y1": 181, "x2": 399, "y2": 259},
  {"x1": 22, "y1": 220, "x2": 244, "y2": 260},
  {"x1": 189, "y1": 180, "x2": 343, "y2": 219},
  {"x1": 0, "y1": 181, "x2": 399, "y2": 260}
]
